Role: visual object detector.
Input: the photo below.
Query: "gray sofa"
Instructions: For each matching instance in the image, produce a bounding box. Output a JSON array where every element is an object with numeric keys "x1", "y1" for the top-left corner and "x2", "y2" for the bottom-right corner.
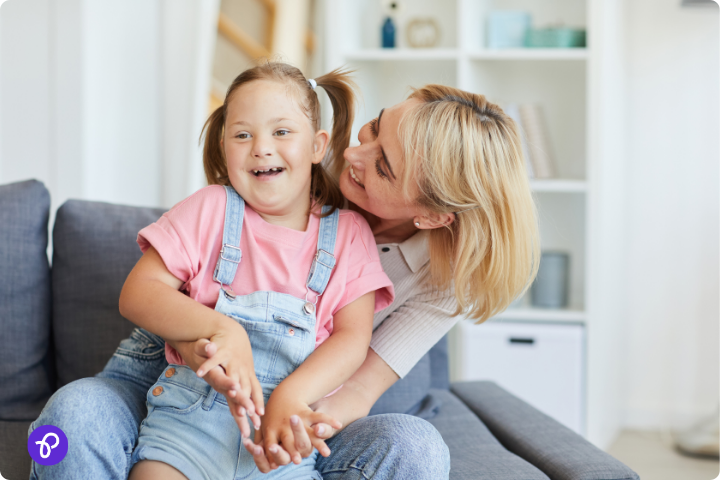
[{"x1": 0, "y1": 179, "x2": 639, "y2": 480}]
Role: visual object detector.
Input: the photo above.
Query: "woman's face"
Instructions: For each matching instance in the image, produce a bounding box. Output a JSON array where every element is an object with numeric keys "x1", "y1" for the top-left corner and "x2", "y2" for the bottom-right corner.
[{"x1": 339, "y1": 98, "x2": 425, "y2": 226}]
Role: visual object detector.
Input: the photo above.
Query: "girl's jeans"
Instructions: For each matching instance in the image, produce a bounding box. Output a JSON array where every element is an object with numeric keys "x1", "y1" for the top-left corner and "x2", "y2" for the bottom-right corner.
[{"x1": 28, "y1": 328, "x2": 451, "y2": 480}]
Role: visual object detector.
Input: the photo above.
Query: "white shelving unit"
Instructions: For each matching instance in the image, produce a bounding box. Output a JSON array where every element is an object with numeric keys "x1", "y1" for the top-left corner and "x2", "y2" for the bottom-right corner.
[{"x1": 325, "y1": 0, "x2": 628, "y2": 449}]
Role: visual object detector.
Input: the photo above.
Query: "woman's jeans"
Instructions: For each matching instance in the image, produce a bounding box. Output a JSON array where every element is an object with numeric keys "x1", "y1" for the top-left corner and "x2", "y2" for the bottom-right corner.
[{"x1": 28, "y1": 329, "x2": 450, "y2": 480}]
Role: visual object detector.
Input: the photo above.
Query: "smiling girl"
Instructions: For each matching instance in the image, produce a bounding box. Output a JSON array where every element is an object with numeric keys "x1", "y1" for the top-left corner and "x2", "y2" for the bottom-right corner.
[{"x1": 119, "y1": 62, "x2": 394, "y2": 480}]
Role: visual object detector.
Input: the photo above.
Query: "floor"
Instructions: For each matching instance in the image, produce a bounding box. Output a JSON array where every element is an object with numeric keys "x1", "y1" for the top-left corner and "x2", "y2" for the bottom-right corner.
[{"x1": 606, "y1": 430, "x2": 720, "y2": 480}]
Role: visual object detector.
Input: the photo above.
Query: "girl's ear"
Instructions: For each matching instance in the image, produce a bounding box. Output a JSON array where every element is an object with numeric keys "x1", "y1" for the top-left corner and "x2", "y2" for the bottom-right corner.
[
  {"x1": 415, "y1": 211, "x2": 455, "y2": 230},
  {"x1": 312, "y1": 129, "x2": 330, "y2": 165}
]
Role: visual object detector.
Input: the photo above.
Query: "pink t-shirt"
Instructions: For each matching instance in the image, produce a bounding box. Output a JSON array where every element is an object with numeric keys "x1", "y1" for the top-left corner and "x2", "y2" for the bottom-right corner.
[{"x1": 137, "y1": 185, "x2": 394, "y2": 364}]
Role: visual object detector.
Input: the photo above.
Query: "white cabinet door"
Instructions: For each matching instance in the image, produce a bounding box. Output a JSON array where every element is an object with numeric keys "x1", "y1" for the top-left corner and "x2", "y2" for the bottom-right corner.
[{"x1": 456, "y1": 320, "x2": 585, "y2": 434}]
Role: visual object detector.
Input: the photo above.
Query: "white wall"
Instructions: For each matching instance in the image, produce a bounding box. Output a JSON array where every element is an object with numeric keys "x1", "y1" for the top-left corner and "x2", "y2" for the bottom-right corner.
[
  {"x1": 621, "y1": 0, "x2": 719, "y2": 429},
  {"x1": 0, "y1": 0, "x2": 218, "y2": 218}
]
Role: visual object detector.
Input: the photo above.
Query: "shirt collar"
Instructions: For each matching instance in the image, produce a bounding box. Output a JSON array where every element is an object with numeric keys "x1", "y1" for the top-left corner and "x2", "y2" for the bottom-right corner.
[{"x1": 392, "y1": 230, "x2": 430, "y2": 273}]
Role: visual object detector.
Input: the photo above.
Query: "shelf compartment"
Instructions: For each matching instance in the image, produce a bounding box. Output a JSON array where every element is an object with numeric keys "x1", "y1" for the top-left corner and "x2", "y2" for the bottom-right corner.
[
  {"x1": 344, "y1": 48, "x2": 460, "y2": 61},
  {"x1": 492, "y1": 307, "x2": 586, "y2": 323},
  {"x1": 469, "y1": 48, "x2": 588, "y2": 61},
  {"x1": 530, "y1": 179, "x2": 587, "y2": 193}
]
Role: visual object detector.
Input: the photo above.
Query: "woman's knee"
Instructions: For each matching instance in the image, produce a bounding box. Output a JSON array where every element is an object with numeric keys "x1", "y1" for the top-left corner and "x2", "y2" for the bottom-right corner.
[{"x1": 33, "y1": 376, "x2": 147, "y2": 438}]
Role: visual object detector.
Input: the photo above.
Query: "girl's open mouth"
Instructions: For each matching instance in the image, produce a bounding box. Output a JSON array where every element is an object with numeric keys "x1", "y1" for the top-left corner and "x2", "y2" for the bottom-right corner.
[{"x1": 252, "y1": 167, "x2": 284, "y2": 177}]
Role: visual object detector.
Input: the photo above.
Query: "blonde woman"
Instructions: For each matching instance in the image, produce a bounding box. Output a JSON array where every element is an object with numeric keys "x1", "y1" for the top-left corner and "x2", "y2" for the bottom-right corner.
[{"x1": 30, "y1": 85, "x2": 538, "y2": 480}]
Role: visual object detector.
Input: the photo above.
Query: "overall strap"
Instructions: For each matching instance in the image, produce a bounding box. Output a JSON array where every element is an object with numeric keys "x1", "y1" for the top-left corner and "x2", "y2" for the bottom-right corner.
[
  {"x1": 305, "y1": 205, "x2": 340, "y2": 295},
  {"x1": 213, "y1": 186, "x2": 245, "y2": 291}
]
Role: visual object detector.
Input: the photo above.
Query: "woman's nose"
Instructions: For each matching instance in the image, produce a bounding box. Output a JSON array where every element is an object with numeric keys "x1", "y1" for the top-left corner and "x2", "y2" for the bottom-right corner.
[{"x1": 343, "y1": 143, "x2": 373, "y2": 171}]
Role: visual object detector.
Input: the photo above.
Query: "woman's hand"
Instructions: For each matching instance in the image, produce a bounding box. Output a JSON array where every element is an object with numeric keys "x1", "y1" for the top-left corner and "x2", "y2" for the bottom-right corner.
[
  {"x1": 241, "y1": 391, "x2": 340, "y2": 472},
  {"x1": 171, "y1": 337, "x2": 263, "y2": 438}
]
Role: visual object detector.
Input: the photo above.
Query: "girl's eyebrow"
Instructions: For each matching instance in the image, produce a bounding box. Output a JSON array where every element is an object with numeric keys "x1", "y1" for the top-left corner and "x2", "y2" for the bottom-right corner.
[
  {"x1": 230, "y1": 118, "x2": 297, "y2": 126},
  {"x1": 376, "y1": 109, "x2": 397, "y2": 180}
]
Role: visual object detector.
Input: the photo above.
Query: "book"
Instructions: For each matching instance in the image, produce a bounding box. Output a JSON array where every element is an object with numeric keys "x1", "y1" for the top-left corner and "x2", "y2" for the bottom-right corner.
[
  {"x1": 504, "y1": 103, "x2": 534, "y2": 178},
  {"x1": 519, "y1": 103, "x2": 556, "y2": 179}
]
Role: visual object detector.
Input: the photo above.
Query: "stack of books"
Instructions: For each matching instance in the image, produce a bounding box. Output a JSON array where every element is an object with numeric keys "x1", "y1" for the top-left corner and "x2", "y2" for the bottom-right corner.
[{"x1": 504, "y1": 103, "x2": 556, "y2": 179}]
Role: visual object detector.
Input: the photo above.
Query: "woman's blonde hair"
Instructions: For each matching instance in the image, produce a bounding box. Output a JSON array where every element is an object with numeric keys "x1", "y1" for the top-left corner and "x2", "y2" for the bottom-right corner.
[
  {"x1": 399, "y1": 85, "x2": 540, "y2": 323},
  {"x1": 200, "y1": 61, "x2": 356, "y2": 214}
]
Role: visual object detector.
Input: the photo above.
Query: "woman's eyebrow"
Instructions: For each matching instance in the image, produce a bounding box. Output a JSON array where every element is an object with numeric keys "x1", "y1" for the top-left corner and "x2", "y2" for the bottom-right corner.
[{"x1": 377, "y1": 109, "x2": 397, "y2": 180}]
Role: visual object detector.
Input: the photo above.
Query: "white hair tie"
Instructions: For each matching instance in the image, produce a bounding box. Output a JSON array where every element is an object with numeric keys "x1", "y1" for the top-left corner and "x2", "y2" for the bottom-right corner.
[{"x1": 308, "y1": 78, "x2": 317, "y2": 90}]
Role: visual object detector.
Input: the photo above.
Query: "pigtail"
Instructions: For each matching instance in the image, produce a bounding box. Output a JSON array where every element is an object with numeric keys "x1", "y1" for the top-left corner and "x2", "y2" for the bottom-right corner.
[
  {"x1": 315, "y1": 68, "x2": 357, "y2": 179},
  {"x1": 201, "y1": 105, "x2": 229, "y2": 186}
]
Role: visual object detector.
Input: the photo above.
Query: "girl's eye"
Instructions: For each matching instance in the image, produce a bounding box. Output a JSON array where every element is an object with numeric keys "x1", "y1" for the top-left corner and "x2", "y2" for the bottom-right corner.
[
  {"x1": 375, "y1": 158, "x2": 387, "y2": 179},
  {"x1": 236, "y1": 133, "x2": 250, "y2": 139},
  {"x1": 369, "y1": 118, "x2": 379, "y2": 137},
  {"x1": 275, "y1": 129, "x2": 290, "y2": 136}
]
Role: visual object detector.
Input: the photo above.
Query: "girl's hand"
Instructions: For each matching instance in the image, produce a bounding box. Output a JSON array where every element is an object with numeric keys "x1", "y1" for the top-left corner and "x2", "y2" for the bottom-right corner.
[
  {"x1": 172, "y1": 336, "x2": 263, "y2": 438},
  {"x1": 258, "y1": 392, "x2": 341, "y2": 467}
]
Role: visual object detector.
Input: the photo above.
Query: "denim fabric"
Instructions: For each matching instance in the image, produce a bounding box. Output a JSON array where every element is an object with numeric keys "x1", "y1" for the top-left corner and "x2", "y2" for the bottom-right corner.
[
  {"x1": 51, "y1": 199, "x2": 165, "y2": 387},
  {"x1": 30, "y1": 330, "x2": 450, "y2": 480},
  {"x1": 132, "y1": 187, "x2": 335, "y2": 479},
  {"x1": 0, "y1": 179, "x2": 53, "y2": 421}
]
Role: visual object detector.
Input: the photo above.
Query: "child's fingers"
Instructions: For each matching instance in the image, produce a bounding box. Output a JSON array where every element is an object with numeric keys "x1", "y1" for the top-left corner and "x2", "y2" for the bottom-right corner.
[
  {"x1": 266, "y1": 443, "x2": 292, "y2": 467},
  {"x1": 203, "y1": 366, "x2": 238, "y2": 394},
  {"x1": 250, "y1": 376, "x2": 265, "y2": 416},
  {"x1": 279, "y1": 431, "x2": 302, "y2": 465},
  {"x1": 230, "y1": 403, "x2": 251, "y2": 438},
  {"x1": 288, "y1": 415, "x2": 313, "y2": 457},
  {"x1": 243, "y1": 439, "x2": 274, "y2": 473},
  {"x1": 309, "y1": 411, "x2": 342, "y2": 430},
  {"x1": 310, "y1": 435, "x2": 331, "y2": 458},
  {"x1": 196, "y1": 355, "x2": 225, "y2": 378},
  {"x1": 193, "y1": 338, "x2": 215, "y2": 359}
]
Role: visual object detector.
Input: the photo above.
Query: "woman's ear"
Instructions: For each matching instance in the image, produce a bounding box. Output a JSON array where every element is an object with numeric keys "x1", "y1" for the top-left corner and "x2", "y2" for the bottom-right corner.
[
  {"x1": 312, "y1": 130, "x2": 330, "y2": 164},
  {"x1": 415, "y1": 211, "x2": 455, "y2": 230}
]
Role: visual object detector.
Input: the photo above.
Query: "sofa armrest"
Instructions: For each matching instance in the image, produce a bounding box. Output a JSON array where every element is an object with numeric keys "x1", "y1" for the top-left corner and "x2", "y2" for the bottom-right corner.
[{"x1": 451, "y1": 381, "x2": 639, "y2": 480}]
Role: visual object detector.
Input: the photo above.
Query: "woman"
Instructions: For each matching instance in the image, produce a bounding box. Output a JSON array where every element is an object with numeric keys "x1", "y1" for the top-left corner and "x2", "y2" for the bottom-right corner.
[{"x1": 30, "y1": 85, "x2": 538, "y2": 479}]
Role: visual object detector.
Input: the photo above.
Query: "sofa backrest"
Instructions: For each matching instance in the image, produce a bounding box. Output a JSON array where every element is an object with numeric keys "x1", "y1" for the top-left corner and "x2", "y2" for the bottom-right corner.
[
  {"x1": 49, "y1": 197, "x2": 450, "y2": 414},
  {"x1": 0, "y1": 180, "x2": 54, "y2": 421},
  {"x1": 52, "y1": 199, "x2": 165, "y2": 387}
]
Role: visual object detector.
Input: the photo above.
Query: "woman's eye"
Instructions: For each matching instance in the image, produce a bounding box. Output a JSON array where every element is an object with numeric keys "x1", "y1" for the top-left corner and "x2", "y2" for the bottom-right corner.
[
  {"x1": 375, "y1": 158, "x2": 387, "y2": 179},
  {"x1": 275, "y1": 129, "x2": 290, "y2": 136},
  {"x1": 369, "y1": 118, "x2": 379, "y2": 137}
]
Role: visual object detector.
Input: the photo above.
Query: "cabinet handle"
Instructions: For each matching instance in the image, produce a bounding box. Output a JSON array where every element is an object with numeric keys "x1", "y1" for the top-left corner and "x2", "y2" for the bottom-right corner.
[{"x1": 509, "y1": 337, "x2": 535, "y2": 345}]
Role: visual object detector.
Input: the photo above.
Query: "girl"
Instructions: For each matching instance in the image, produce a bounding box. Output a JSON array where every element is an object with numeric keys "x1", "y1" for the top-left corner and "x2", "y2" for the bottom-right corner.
[{"x1": 119, "y1": 62, "x2": 394, "y2": 480}]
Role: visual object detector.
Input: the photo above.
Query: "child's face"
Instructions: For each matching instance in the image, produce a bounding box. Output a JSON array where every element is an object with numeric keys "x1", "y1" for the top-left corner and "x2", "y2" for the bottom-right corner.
[{"x1": 223, "y1": 80, "x2": 327, "y2": 218}]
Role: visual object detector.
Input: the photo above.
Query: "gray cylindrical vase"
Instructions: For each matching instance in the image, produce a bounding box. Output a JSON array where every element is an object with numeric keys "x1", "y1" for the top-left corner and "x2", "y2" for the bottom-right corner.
[{"x1": 531, "y1": 251, "x2": 570, "y2": 308}]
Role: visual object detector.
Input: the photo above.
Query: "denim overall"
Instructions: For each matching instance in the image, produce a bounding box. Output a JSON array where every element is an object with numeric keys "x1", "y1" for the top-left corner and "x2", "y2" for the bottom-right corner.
[{"x1": 131, "y1": 186, "x2": 339, "y2": 480}]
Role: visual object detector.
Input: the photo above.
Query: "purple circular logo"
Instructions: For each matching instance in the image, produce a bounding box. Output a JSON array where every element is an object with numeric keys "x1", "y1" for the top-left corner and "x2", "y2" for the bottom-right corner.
[{"x1": 27, "y1": 425, "x2": 68, "y2": 466}]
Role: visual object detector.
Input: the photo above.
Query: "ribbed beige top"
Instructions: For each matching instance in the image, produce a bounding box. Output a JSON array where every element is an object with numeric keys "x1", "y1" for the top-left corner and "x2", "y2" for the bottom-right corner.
[{"x1": 370, "y1": 230, "x2": 459, "y2": 378}]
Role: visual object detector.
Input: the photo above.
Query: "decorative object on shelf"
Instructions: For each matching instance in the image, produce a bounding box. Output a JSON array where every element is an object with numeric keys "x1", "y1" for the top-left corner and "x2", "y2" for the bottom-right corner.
[
  {"x1": 381, "y1": 1, "x2": 402, "y2": 48},
  {"x1": 519, "y1": 104, "x2": 556, "y2": 179},
  {"x1": 405, "y1": 17, "x2": 440, "y2": 48},
  {"x1": 504, "y1": 104, "x2": 534, "y2": 179},
  {"x1": 525, "y1": 27, "x2": 586, "y2": 48},
  {"x1": 531, "y1": 252, "x2": 570, "y2": 309},
  {"x1": 487, "y1": 11, "x2": 531, "y2": 49}
]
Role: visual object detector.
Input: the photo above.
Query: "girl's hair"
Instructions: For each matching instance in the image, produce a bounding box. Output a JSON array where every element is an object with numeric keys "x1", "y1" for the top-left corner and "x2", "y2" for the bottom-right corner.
[
  {"x1": 201, "y1": 61, "x2": 356, "y2": 214},
  {"x1": 382, "y1": 85, "x2": 540, "y2": 323}
]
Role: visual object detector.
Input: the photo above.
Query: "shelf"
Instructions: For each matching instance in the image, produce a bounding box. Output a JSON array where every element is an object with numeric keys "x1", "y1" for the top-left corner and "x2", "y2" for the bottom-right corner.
[
  {"x1": 490, "y1": 308, "x2": 586, "y2": 324},
  {"x1": 469, "y1": 49, "x2": 588, "y2": 61},
  {"x1": 344, "y1": 49, "x2": 460, "y2": 61},
  {"x1": 530, "y1": 179, "x2": 587, "y2": 193}
]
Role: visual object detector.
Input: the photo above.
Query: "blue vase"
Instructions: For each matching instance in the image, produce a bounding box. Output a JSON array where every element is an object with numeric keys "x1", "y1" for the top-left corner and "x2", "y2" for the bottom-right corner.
[{"x1": 382, "y1": 17, "x2": 395, "y2": 48}]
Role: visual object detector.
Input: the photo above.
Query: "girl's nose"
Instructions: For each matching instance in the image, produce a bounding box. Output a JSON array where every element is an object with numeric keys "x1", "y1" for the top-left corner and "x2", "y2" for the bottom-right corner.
[{"x1": 252, "y1": 136, "x2": 273, "y2": 157}]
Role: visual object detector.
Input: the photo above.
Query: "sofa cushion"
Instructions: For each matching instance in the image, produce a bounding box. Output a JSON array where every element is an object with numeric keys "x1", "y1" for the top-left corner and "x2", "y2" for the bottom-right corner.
[
  {"x1": 0, "y1": 420, "x2": 33, "y2": 479},
  {"x1": 427, "y1": 388, "x2": 550, "y2": 480},
  {"x1": 0, "y1": 180, "x2": 53, "y2": 420},
  {"x1": 52, "y1": 200, "x2": 165, "y2": 387}
]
